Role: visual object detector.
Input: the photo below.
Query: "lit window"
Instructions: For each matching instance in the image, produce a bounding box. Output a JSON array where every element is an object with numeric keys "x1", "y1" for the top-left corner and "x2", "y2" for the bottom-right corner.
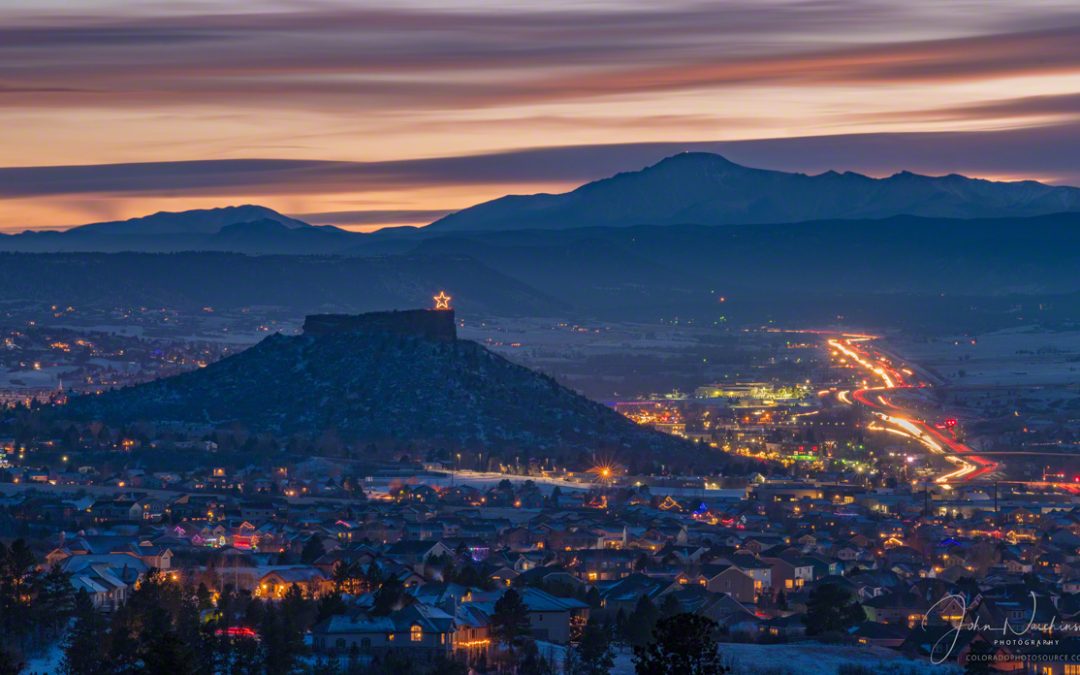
[{"x1": 411, "y1": 625, "x2": 423, "y2": 642}]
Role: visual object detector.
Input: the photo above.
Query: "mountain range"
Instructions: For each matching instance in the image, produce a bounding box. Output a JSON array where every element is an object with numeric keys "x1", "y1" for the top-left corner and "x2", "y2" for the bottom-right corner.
[
  {"x1": 62, "y1": 309, "x2": 697, "y2": 470},
  {"x1": 71, "y1": 205, "x2": 310, "y2": 235},
  {"x1": 0, "y1": 205, "x2": 356, "y2": 254},
  {"x1": 427, "y1": 152, "x2": 1080, "y2": 231},
  {"x1": 2, "y1": 153, "x2": 1079, "y2": 254},
  {"x1": 2, "y1": 153, "x2": 1079, "y2": 328}
]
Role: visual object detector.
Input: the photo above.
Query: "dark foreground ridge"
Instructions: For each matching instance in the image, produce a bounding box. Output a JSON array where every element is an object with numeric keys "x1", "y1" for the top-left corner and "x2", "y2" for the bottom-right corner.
[{"x1": 64, "y1": 310, "x2": 698, "y2": 469}]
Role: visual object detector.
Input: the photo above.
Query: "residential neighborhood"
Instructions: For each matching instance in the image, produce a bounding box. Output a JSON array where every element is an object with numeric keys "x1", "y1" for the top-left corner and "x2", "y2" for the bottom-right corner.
[{"x1": 4, "y1": 453, "x2": 1080, "y2": 672}]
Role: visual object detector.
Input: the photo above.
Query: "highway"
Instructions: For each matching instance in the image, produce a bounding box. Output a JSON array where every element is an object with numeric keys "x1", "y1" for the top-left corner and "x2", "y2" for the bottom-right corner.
[{"x1": 828, "y1": 337, "x2": 997, "y2": 484}]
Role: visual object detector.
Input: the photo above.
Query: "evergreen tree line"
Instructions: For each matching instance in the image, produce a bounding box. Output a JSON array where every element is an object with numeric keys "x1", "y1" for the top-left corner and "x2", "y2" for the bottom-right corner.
[
  {"x1": 0, "y1": 539, "x2": 75, "y2": 673},
  {"x1": 59, "y1": 572, "x2": 387, "y2": 675},
  {"x1": 0, "y1": 538, "x2": 729, "y2": 675},
  {"x1": 490, "y1": 588, "x2": 728, "y2": 675}
]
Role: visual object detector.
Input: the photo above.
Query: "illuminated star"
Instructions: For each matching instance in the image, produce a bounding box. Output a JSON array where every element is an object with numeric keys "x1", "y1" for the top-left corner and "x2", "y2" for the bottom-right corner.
[{"x1": 433, "y1": 291, "x2": 452, "y2": 310}]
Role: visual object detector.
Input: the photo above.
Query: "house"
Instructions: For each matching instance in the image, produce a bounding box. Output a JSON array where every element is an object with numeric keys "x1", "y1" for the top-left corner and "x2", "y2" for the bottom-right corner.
[
  {"x1": 70, "y1": 565, "x2": 136, "y2": 612},
  {"x1": 127, "y1": 542, "x2": 174, "y2": 570},
  {"x1": 520, "y1": 587, "x2": 589, "y2": 643},
  {"x1": 503, "y1": 526, "x2": 544, "y2": 551},
  {"x1": 133, "y1": 498, "x2": 167, "y2": 522},
  {"x1": 759, "y1": 614, "x2": 806, "y2": 640},
  {"x1": 254, "y1": 566, "x2": 333, "y2": 599},
  {"x1": 62, "y1": 554, "x2": 149, "y2": 612},
  {"x1": 239, "y1": 500, "x2": 283, "y2": 522},
  {"x1": 453, "y1": 604, "x2": 494, "y2": 664},
  {"x1": 656, "y1": 543, "x2": 709, "y2": 565},
  {"x1": 725, "y1": 553, "x2": 773, "y2": 594},
  {"x1": 514, "y1": 566, "x2": 585, "y2": 595},
  {"x1": 489, "y1": 567, "x2": 519, "y2": 587},
  {"x1": 862, "y1": 591, "x2": 929, "y2": 626},
  {"x1": 571, "y1": 548, "x2": 637, "y2": 581},
  {"x1": 312, "y1": 603, "x2": 456, "y2": 662},
  {"x1": 597, "y1": 573, "x2": 678, "y2": 615},
  {"x1": 761, "y1": 556, "x2": 814, "y2": 592},
  {"x1": 699, "y1": 593, "x2": 759, "y2": 635},
  {"x1": 852, "y1": 621, "x2": 908, "y2": 648},
  {"x1": 89, "y1": 499, "x2": 141, "y2": 522},
  {"x1": 677, "y1": 564, "x2": 757, "y2": 604},
  {"x1": 383, "y1": 540, "x2": 454, "y2": 570}
]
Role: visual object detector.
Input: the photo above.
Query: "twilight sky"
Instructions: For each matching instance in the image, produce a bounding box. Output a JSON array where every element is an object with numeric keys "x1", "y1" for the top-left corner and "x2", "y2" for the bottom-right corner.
[{"x1": 1, "y1": 0, "x2": 1078, "y2": 232}]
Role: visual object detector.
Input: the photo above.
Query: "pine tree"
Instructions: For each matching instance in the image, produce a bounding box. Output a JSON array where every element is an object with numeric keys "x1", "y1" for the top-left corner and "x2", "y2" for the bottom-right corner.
[
  {"x1": 633, "y1": 613, "x2": 727, "y2": 675},
  {"x1": 775, "y1": 588, "x2": 788, "y2": 611},
  {"x1": 281, "y1": 584, "x2": 312, "y2": 652},
  {"x1": 659, "y1": 593, "x2": 682, "y2": 619},
  {"x1": 61, "y1": 590, "x2": 107, "y2": 675},
  {"x1": 490, "y1": 588, "x2": 533, "y2": 662},
  {"x1": 142, "y1": 630, "x2": 198, "y2": 675},
  {"x1": 584, "y1": 586, "x2": 601, "y2": 609},
  {"x1": 964, "y1": 638, "x2": 995, "y2": 675},
  {"x1": 519, "y1": 640, "x2": 555, "y2": 675},
  {"x1": 105, "y1": 616, "x2": 141, "y2": 675},
  {"x1": 803, "y1": 583, "x2": 865, "y2": 636},
  {"x1": 312, "y1": 656, "x2": 344, "y2": 675},
  {"x1": 0, "y1": 539, "x2": 35, "y2": 639},
  {"x1": 574, "y1": 617, "x2": 614, "y2": 675},
  {"x1": 0, "y1": 646, "x2": 22, "y2": 675},
  {"x1": 196, "y1": 582, "x2": 213, "y2": 610},
  {"x1": 230, "y1": 632, "x2": 262, "y2": 675},
  {"x1": 259, "y1": 601, "x2": 285, "y2": 675},
  {"x1": 332, "y1": 561, "x2": 367, "y2": 595},
  {"x1": 624, "y1": 595, "x2": 659, "y2": 647},
  {"x1": 547, "y1": 486, "x2": 562, "y2": 507},
  {"x1": 32, "y1": 564, "x2": 74, "y2": 640},
  {"x1": 301, "y1": 537, "x2": 327, "y2": 564},
  {"x1": 372, "y1": 575, "x2": 407, "y2": 616},
  {"x1": 260, "y1": 596, "x2": 306, "y2": 675},
  {"x1": 317, "y1": 591, "x2": 347, "y2": 623}
]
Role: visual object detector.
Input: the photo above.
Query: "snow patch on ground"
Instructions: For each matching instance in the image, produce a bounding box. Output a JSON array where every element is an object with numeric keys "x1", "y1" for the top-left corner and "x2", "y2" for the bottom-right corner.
[
  {"x1": 21, "y1": 641, "x2": 65, "y2": 675},
  {"x1": 608, "y1": 642, "x2": 956, "y2": 675}
]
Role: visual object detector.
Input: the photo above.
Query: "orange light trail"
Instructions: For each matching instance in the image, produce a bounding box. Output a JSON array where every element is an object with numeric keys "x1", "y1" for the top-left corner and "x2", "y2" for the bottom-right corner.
[{"x1": 829, "y1": 337, "x2": 996, "y2": 484}]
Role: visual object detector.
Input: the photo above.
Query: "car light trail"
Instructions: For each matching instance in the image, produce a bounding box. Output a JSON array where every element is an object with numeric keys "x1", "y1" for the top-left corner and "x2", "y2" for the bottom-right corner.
[{"x1": 829, "y1": 337, "x2": 996, "y2": 484}]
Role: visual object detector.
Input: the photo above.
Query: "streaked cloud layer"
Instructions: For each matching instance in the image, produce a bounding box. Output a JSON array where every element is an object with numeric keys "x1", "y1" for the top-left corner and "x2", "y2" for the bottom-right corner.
[{"x1": 1, "y1": 1, "x2": 1077, "y2": 230}]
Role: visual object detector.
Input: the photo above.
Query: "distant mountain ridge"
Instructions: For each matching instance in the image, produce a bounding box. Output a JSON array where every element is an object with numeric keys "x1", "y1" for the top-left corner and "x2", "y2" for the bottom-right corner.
[
  {"x1": 3, "y1": 155, "x2": 1079, "y2": 252},
  {"x1": 0, "y1": 207, "x2": 357, "y2": 254},
  {"x1": 63, "y1": 309, "x2": 695, "y2": 469},
  {"x1": 428, "y1": 152, "x2": 1080, "y2": 231},
  {"x1": 68, "y1": 205, "x2": 311, "y2": 235}
]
